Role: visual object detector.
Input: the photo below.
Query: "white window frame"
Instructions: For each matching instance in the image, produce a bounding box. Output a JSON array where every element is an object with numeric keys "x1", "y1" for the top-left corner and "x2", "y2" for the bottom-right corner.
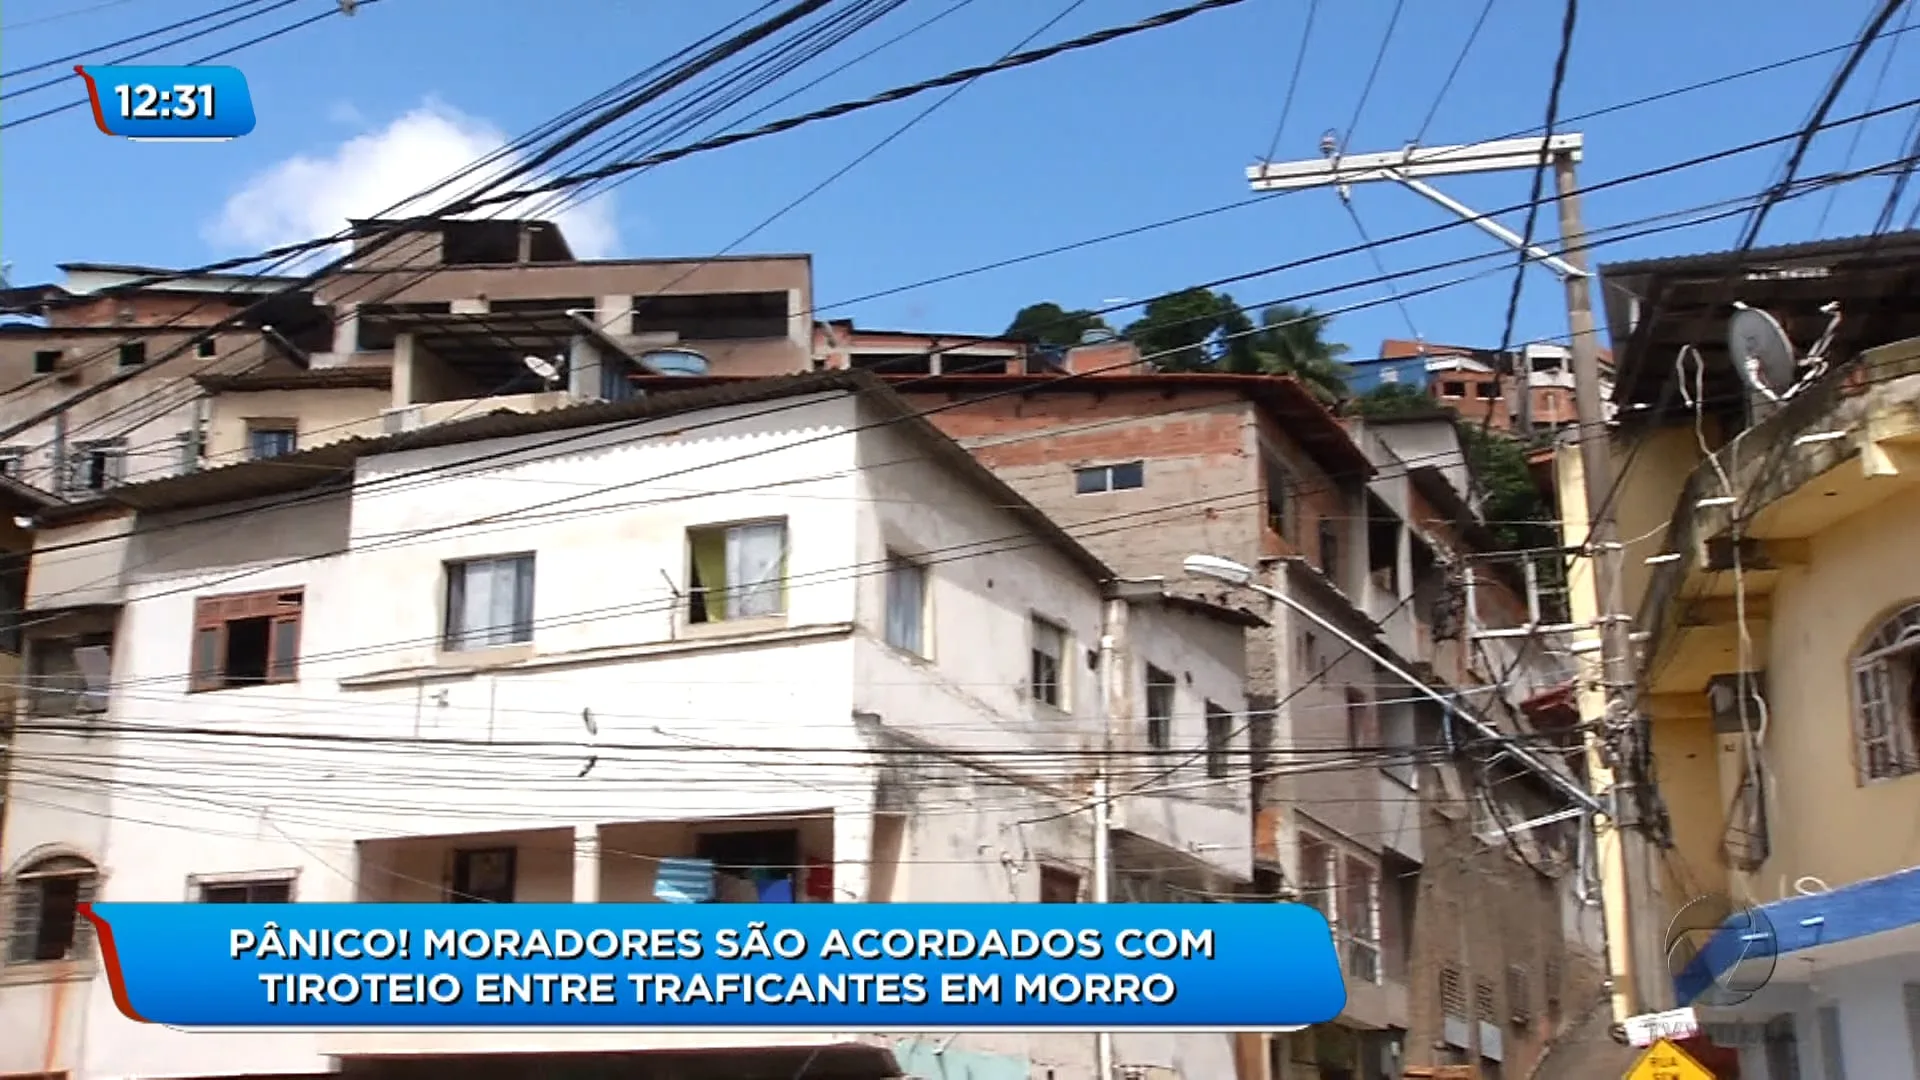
[
  {"x1": 188, "y1": 869, "x2": 299, "y2": 903},
  {"x1": 1144, "y1": 664, "x2": 1176, "y2": 750},
  {"x1": 1851, "y1": 601, "x2": 1920, "y2": 783},
  {"x1": 443, "y1": 554, "x2": 536, "y2": 653},
  {"x1": 1073, "y1": 460, "x2": 1145, "y2": 495},
  {"x1": 687, "y1": 518, "x2": 790, "y2": 625},
  {"x1": 1030, "y1": 616, "x2": 1068, "y2": 710},
  {"x1": 882, "y1": 552, "x2": 928, "y2": 657},
  {"x1": 1340, "y1": 855, "x2": 1383, "y2": 985}
]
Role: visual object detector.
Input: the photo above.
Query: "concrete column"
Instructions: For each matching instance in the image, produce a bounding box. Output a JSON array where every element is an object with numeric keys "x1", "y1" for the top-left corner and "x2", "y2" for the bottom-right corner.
[
  {"x1": 330, "y1": 301, "x2": 360, "y2": 364},
  {"x1": 390, "y1": 333, "x2": 416, "y2": 409},
  {"x1": 597, "y1": 294, "x2": 634, "y2": 336},
  {"x1": 567, "y1": 337, "x2": 602, "y2": 399},
  {"x1": 829, "y1": 806, "x2": 875, "y2": 903},
  {"x1": 572, "y1": 824, "x2": 601, "y2": 903}
]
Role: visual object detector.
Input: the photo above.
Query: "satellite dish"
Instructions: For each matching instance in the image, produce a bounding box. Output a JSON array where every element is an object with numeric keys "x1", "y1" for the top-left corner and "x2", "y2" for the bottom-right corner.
[
  {"x1": 1727, "y1": 304, "x2": 1797, "y2": 403},
  {"x1": 522, "y1": 354, "x2": 561, "y2": 387}
]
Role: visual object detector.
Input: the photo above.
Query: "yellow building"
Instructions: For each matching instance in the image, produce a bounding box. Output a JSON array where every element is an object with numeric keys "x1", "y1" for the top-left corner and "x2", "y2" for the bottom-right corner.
[{"x1": 1579, "y1": 232, "x2": 1920, "y2": 1078}]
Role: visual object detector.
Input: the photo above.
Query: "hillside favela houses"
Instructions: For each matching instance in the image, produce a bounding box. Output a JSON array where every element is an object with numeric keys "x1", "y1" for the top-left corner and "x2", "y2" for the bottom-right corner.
[
  {"x1": 0, "y1": 370, "x2": 1257, "y2": 1080},
  {"x1": 1549, "y1": 230, "x2": 1920, "y2": 1078},
  {"x1": 0, "y1": 217, "x2": 1635, "y2": 1080}
]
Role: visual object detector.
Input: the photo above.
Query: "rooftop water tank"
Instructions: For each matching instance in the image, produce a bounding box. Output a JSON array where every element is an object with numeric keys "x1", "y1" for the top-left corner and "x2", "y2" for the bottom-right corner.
[{"x1": 641, "y1": 347, "x2": 710, "y2": 377}]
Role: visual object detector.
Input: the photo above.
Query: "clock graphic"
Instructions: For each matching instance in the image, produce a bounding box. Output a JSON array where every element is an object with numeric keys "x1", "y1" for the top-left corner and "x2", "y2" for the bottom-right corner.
[{"x1": 76, "y1": 64, "x2": 257, "y2": 141}]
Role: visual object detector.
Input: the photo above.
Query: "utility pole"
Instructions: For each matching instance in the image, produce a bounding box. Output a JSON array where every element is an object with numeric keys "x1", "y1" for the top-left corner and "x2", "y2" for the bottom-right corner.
[{"x1": 1247, "y1": 135, "x2": 1663, "y2": 1020}]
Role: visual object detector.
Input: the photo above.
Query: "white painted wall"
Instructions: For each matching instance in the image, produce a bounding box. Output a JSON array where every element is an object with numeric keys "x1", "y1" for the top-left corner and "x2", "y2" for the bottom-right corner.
[{"x1": 1, "y1": 389, "x2": 1248, "y2": 1080}]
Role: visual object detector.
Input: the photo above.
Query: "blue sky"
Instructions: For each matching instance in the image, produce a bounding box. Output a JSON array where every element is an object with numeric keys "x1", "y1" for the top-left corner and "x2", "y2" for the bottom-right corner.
[{"x1": 3, "y1": 0, "x2": 1918, "y2": 358}]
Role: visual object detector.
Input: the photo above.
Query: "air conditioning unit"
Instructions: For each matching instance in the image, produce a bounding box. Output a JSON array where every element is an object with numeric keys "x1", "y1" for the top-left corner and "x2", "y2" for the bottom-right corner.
[{"x1": 380, "y1": 405, "x2": 424, "y2": 435}]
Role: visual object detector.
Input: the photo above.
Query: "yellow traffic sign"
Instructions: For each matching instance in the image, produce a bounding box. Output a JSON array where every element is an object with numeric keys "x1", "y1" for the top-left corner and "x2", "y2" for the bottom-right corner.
[{"x1": 1625, "y1": 1037, "x2": 1715, "y2": 1080}]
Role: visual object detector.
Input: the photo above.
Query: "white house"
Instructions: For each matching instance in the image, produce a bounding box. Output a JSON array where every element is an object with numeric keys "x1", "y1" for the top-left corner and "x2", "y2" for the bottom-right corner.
[{"x1": 0, "y1": 369, "x2": 1257, "y2": 1080}]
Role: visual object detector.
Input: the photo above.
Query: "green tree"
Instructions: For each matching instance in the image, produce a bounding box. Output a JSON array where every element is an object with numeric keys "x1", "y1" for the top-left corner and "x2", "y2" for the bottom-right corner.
[
  {"x1": 1122, "y1": 287, "x2": 1242, "y2": 371},
  {"x1": 1240, "y1": 303, "x2": 1350, "y2": 402},
  {"x1": 1004, "y1": 302, "x2": 1112, "y2": 349},
  {"x1": 1352, "y1": 381, "x2": 1437, "y2": 418}
]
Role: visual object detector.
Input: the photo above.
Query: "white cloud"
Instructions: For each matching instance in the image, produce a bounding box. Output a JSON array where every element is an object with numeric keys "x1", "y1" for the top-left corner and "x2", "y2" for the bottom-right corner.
[{"x1": 206, "y1": 100, "x2": 620, "y2": 262}]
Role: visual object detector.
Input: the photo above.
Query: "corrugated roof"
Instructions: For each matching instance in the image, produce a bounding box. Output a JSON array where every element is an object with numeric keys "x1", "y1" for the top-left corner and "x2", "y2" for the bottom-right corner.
[
  {"x1": 1598, "y1": 229, "x2": 1920, "y2": 279},
  {"x1": 195, "y1": 367, "x2": 393, "y2": 392},
  {"x1": 44, "y1": 368, "x2": 1114, "y2": 583}
]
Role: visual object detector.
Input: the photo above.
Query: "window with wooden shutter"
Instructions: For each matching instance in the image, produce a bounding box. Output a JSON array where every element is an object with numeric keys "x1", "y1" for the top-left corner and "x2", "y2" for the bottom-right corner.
[
  {"x1": 6, "y1": 855, "x2": 98, "y2": 965},
  {"x1": 189, "y1": 588, "x2": 305, "y2": 691}
]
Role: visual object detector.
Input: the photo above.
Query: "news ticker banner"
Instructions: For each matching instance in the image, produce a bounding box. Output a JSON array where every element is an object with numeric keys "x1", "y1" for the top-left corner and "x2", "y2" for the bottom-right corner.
[{"x1": 84, "y1": 902, "x2": 1345, "y2": 1029}]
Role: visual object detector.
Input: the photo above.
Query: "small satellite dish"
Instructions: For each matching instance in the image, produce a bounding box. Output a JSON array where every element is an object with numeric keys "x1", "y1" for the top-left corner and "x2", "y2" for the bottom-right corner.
[
  {"x1": 1727, "y1": 304, "x2": 1797, "y2": 403},
  {"x1": 522, "y1": 354, "x2": 561, "y2": 387}
]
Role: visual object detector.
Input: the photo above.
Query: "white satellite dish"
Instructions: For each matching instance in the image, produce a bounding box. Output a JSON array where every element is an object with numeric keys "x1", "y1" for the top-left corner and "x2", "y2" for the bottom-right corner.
[
  {"x1": 522, "y1": 353, "x2": 561, "y2": 388},
  {"x1": 1727, "y1": 304, "x2": 1798, "y2": 404}
]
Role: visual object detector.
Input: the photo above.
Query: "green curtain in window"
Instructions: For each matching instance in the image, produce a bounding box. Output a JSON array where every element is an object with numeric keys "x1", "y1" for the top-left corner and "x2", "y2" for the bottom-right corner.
[{"x1": 691, "y1": 533, "x2": 728, "y2": 622}]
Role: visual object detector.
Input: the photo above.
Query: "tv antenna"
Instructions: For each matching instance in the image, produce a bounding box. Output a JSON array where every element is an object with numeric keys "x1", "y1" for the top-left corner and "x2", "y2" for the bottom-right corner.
[
  {"x1": 522, "y1": 354, "x2": 562, "y2": 391},
  {"x1": 1727, "y1": 301, "x2": 1841, "y2": 405}
]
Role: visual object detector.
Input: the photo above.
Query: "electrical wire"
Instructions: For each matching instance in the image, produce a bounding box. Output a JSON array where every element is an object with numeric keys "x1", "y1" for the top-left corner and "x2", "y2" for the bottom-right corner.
[
  {"x1": 1738, "y1": 0, "x2": 1913, "y2": 250},
  {"x1": 1815, "y1": 0, "x2": 1914, "y2": 233},
  {"x1": 0, "y1": 0, "x2": 1249, "y2": 452},
  {"x1": 1259, "y1": 0, "x2": 1317, "y2": 163},
  {"x1": 14, "y1": 0, "x2": 1906, "y2": 438},
  {"x1": 1335, "y1": 0, "x2": 1405, "y2": 156},
  {"x1": 1484, "y1": 0, "x2": 1578, "y2": 439},
  {"x1": 1412, "y1": 0, "x2": 1497, "y2": 146},
  {"x1": 1, "y1": 0, "x2": 145, "y2": 32},
  {"x1": 0, "y1": 0, "x2": 285, "y2": 82},
  {"x1": 19, "y1": 145, "x2": 1903, "y2": 598}
]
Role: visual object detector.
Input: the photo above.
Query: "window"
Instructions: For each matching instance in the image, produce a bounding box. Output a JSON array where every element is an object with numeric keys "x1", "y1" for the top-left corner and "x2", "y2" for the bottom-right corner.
[
  {"x1": 1205, "y1": 701, "x2": 1232, "y2": 778},
  {"x1": 32, "y1": 349, "x2": 60, "y2": 375},
  {"x1": 1507, "y1": 964, "x2": 1531, "y2": 1025},
  {"x1": 0, "y1": 555, "x2": 23, "y2": 655},
  {"x1": 1073, "y1": 461, "x2": 1144, "y2": 495},
  {"x1": 0, "y1": 446, "x2": 22, "y2": 478},
  {"x1": 66, "y1": 438, "x2": 125, "y2": 494},
  {"x1": 1440, "y1": 966, "x2": 1466, "y2": 1018},
  {"x1": 1762, "y1": 1015, "x2": 1801, "y2": 1080},
  {"x1": 1544, "y1": 957, "x2": 1563, "y2": 1021},
  {"x1": 1039, "y1": 866, "x2": 1080, "y2": 903},
  {"x1": 449, "y1": 848, "x2": 516, "y2": 903},
  {"x1": 190, "y1": 589, "x2": 303, "y2": 691},
  {"x1": 1475, "y1": 382, "x2": 1500, "y2": 399},
  {"x1": 1474, "y1": 978, "x2": 1497, "y2": 1023},
  {"x1": 697, "y1": 829, "x2": 802, "y2": 903},
  {"x1": 117, "y1": 341, "x2": 146, "y2": 368},
  {"x1": 1030, "y1": 617, "x2": 1067, "y2": 708},
  {"x1": 1441, "y1": 381, "x2": 1466, "y2": 397},
  {"x1": 1341, "y1": 857, "x2": 1381, "y2": 983},
  {"x1": 687, "y1": 520, "x2": 787, "y2": 624},
  {"x1": 176, "y1": 432, "x2": 200, "y2": 474},
  {"x1": 27, "y1": 633, "x2": 112, "y2": 716},
  {"x1": 1145, "y1": 665, "x2": 1175, "y2": 750},
  {"x1": 1851, "y1": 601, "x2": 1920, "y2": 782},
  {"x1": 199, "y1": 878, "x2": 293, "y2": 903},
  {"x1": 246, "y1": 424, "x2": 297, "y2": 460},
  {"x1": 6, "y1": 855, "x2": 97, "y2": 964},
  {"x1": 883, "y1": 553, "x2": 926, "y2": 655},
  {"x1": 196, "y1": 337, "x2": 217, "y2": 358},
  {"x1": 444, "y1": 555, "x2": 535, "y2": 651},
  {"x1": 1297, "y1": 834, "x2": 1333, "y2": 920},
  {"x1": 1264, "y1": 451, "x2": 1292, "y2": 539},
  {"x1": 1319, "y1": 517, "x2": 1340, "y2": 583},
  {"x1": 1297, "y1": 630, "x2": 1319, "y2": 674}
]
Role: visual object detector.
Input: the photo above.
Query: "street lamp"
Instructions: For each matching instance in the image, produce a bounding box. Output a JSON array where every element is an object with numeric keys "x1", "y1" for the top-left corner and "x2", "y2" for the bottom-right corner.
[{"x1": 1180, "y1": 552, "x2": 1601, "y2": 814}]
